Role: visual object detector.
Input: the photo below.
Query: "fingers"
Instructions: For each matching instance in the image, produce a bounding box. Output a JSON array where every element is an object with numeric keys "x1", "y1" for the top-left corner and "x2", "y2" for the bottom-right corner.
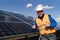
[
  {"x1": 44, "y1": 23, "x2": 50, "y2": 27},
  {"x1": 32, "y1": 25, "x2": 36, "y2": 29}
]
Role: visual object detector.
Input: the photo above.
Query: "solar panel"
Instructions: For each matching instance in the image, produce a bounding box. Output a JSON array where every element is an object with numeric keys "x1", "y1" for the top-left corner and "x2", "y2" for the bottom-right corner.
[
  {"x1": 7, "y1": 12, "x2": 33, "y2": 24},
  {"x1": 0, "y1": 15, "x2": 23, "y2": 23},
  {"x1": 0, "y1": 10, "x2": 11, "y2": 16},
  {"x1": 0, "y1": 16, "x2": 5, "y2": 21},
  {"x1": 0, "y1": 10, "x2": 37, "y2": 38},
  {"x1": 0, "y1": 22, "x2": 34, "y2": 37}
]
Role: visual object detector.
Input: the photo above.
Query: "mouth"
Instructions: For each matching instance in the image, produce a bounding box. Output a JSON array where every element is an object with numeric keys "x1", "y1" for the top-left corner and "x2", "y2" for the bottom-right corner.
[{"x1": 38, "y1": 14, "x2": 42, "y2": 15}]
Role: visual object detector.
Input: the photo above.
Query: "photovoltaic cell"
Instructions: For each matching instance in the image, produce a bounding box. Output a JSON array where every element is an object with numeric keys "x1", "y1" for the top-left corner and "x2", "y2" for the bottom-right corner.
[
  {"x1": 0, "y1": 22, "x2": 33, "y2": 37},
  {"x1": 0, "y1": 10, "x2": 36, "y2": 38}
]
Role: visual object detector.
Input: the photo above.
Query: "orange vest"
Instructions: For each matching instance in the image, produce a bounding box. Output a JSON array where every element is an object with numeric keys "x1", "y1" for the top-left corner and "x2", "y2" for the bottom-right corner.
[{"x1": 36, "y1": 14, "x2": 55, "y2": 35}]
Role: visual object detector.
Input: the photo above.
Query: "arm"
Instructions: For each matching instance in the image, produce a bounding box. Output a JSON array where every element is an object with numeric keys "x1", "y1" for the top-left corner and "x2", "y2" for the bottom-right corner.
[
  {"x1": 31, "y1": 20, "x2": 39, "y2": 32},
  {"x1": 49, "y1": 15, "x2": 57, "y2": 28},
  {"x1": 32, "y1": 20, "x2": 36, "y2": 29}
]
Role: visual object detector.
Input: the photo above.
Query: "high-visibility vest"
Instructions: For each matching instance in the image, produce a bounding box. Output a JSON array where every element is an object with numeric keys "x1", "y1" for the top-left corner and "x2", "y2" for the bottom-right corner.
[{"x1": 36, "y1": 14, "x2": 55, "y2": 35}]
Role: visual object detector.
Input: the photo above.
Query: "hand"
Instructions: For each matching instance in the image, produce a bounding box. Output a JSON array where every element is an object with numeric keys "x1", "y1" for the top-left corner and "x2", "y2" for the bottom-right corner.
[{"x1": 32, "y1": 25, "x2": 36, "y2": 29}]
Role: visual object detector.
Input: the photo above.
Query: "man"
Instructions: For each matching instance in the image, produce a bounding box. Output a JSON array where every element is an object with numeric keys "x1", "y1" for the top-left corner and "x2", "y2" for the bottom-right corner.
[{"x1": 32, "y1": 6, "x2": 57, "y2": 40}]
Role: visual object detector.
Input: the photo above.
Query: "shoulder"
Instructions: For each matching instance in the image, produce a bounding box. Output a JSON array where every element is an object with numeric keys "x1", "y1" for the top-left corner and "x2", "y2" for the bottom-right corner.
[
  {"x1": 35, "y1": 17, "x2": 39, "y2": 20},
  {"x1": 45, "y1": 14, "x2": 51, "y2": 17},
  {"x1": 45, "y1": 14, "x2": 51, "y2": 16},
  {"x1": 44, "y1": 14, "x2": 51, "y2": 17}
]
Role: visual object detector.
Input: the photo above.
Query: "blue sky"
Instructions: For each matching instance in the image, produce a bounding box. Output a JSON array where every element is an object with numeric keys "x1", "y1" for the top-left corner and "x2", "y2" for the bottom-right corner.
[{"x1": 0, "y1": 0, "x2": 60, "y2": 22}]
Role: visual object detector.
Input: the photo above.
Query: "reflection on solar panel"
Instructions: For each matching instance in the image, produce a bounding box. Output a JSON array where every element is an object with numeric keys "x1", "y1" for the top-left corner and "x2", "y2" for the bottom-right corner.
[
  {"x1": 7, "y1": 12, "x2": 33, "y2": 24},
  {"x1": 0, "y1": 10, "x2": 36, "y2": 38}
]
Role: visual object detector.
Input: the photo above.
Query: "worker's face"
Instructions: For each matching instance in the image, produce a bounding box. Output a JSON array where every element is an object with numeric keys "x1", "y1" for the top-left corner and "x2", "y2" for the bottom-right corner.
[{"x1": 37, "y1": 10, "x2": 44, "y2": 17}]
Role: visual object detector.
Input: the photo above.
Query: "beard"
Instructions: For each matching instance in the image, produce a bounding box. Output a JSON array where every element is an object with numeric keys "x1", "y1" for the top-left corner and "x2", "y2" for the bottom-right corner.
[
  {"x1": 38, "y1": 15, "x2": 42, "y2": 17},
  {"x1": 38, "y1": 14, "x2": 44, "y2": 19}
]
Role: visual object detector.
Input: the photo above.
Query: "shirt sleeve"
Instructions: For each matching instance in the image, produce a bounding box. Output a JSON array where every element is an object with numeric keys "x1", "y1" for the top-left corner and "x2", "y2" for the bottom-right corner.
[
  {"x1": 49, "y1": 15, "x2": 57, "y2": 28},
  {"x1": 32, "y1": 20, "x2": 38, "y2": 28},
  {"x1": 33, "y1": 21, "x2": 36, "y2": 25}
]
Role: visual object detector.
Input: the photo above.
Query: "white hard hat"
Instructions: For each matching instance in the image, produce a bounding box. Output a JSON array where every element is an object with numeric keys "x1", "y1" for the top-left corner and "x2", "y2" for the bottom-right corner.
[{"x1": 35, "y1": 6, "x2": 43, "y2": 11}]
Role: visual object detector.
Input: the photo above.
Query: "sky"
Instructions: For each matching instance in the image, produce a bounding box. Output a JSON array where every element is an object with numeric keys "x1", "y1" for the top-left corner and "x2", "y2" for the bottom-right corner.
[{"x1": 0, "y1": 0, "x2": 60, "y2": 23}]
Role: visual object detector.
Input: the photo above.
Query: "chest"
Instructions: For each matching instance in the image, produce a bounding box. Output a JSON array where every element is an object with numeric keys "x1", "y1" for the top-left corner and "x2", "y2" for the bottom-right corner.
[{"x1": 36, "y1": 15, "x2": 50, "y2": 27}]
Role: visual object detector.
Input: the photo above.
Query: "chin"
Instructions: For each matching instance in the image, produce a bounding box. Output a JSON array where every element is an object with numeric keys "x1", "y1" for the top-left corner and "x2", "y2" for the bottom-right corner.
[{"x1": 38, "y1": 15, "x2": 42, "y2": 17}]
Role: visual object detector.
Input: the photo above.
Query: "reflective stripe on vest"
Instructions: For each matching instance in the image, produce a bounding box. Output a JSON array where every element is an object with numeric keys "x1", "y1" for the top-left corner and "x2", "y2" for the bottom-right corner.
[{"x1": 36, "y1": 14, "x2": 55, "y2": 35}]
